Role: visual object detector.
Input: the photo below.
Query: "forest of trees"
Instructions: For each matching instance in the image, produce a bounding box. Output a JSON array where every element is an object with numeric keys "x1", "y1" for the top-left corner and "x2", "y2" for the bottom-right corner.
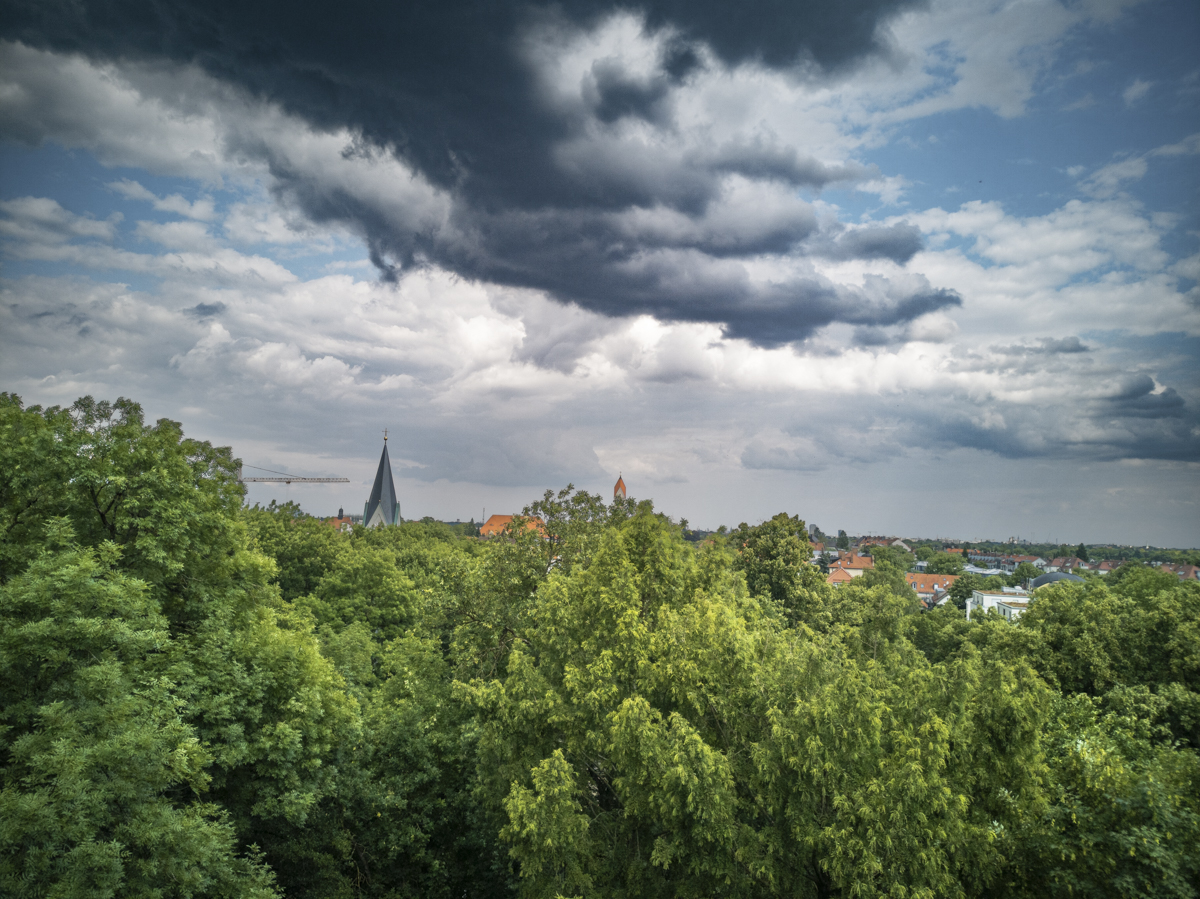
[{"x1": 2, "y1": 393, "x2": 1199, "y2": 898}]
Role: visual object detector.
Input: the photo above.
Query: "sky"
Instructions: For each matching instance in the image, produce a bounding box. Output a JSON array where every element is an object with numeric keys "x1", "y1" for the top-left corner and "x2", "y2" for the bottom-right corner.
[{"x1": 1, "y1": 0, "x2": 1197, "y2": 546}]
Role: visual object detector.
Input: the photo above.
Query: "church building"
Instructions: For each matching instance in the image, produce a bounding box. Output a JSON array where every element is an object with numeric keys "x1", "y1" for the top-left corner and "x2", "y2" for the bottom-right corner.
[
  {"x1": 363, "y1": 433, "x2": 400, "y2": 527},
  {"x1": 614, "y1": 474, "x2": 626, "y2": 499}
]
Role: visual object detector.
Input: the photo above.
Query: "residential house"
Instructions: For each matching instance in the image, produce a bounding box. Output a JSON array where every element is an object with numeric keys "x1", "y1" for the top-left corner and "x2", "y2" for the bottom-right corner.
[
  {"x1": 906, "y1": 573, "x2": 959, "y2": 607},
  {"x1": 967, "y1": 551, "x2": 1046, "y2": 573},
  {"x1": 967, "y1": 588, "x2": 1030, "y2": 622},
  {"x1": 826, "y1": 568, "x2": 855, "y2": 588},
  {"x1": 830, "y1": 552, "x2": 875, "y2": 578},
  {"x1": 963, "y1": 564, "x2": 1006, "y2": 577},
  {"x1": 1046, "y1": 557, "x2": 1085, "y2": 573},
  {"x1": 480, "y1": 514, "x2": 545, "y2": 539},
  {"x1": 1160, "y1": 563, "x2": 1200, "y2": 581},
  {"x1": 325, "y1": 507, "x2": 357, "y2": 533}
]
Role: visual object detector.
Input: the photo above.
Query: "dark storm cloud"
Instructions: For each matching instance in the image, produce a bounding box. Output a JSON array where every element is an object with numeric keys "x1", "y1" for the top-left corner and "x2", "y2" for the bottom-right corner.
[
  {"x1": 1105, "y1": 374, "x2": 1186, "y2": 419},
  {"x1": 994, "y1": 336, "x2": 1090, "y2": 355},
  {"x1": 185, "y1": 302, "x2": 226, "y2": 318},
  {"x1": 808, "y1": 223, "x2": 924, "y2": 263},
  {"x1": 870, "y1": 390, "x2": 1200, "y2": 466},
  {"x1": 1, "y1": 0, "x2": 932, "y2": 344}
]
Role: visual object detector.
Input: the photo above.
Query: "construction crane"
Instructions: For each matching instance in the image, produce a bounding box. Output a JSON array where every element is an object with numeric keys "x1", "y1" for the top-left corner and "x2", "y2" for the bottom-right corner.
[{"x1": 238, "y1": 464, "x2": 349, "y2": 485}]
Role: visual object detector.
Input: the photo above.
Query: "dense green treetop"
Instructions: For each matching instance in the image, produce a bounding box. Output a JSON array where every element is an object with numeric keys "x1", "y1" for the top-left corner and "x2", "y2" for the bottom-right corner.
[
  {"x1": 3, "y1": 392, "x2": 1198, "y2": 899},
  {"x1": 926, "y1": 551, "x2": 967, "y2": 575},
  {"x1": 0, "y1": 527, "x2": 280, "y2": 899}
]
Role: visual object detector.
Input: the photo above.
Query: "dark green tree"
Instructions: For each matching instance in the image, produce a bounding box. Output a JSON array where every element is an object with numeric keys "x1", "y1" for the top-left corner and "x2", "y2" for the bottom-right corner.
[
  {"x1": 242, "y1": 501, "x2": 348, "y2": 601},
  {"x1": 0, "y1": 526, "x2": 279, "y2": 898},
  {"x1": 730, "y1": 512, "x2": 826, "y2": 626},
  {"x1": 927, "y1": 551, "x2": 967, "y2": 575},
  {"x1": 1010, "y1": 561, "x2": 1042, "y2": 586},
  {"x1": 948, "y1": 572, "x2": 984, "y2": 609},
  {"x1": 0, "y1": 395, "x2": 360, "y2": 889}
]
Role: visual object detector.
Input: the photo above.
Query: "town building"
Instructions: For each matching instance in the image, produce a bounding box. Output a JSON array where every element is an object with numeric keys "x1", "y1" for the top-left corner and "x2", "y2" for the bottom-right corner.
[
  {"x1": 326, "y1": 506, "x2": 358, "y2": 532},
  {"x1": 826, "y1": 567, "x2": 855, "y2": 588},
  {"x1": 906, "y1": 573, "x2": 959, "y2": 606},
  {"x1": 614, "y1": 475, "x2": 627, "y2": 500},
  {"x1": 966, "y1": 551, "x2": 1046, "y2": 573},
  {"x1": 1030, "y1": 571, "x2": 1084, "y2": 589},
  {"x1": 967, "y1": 589, "x2": 1030, "y2": 622},
  {"x1": 1046, "y1": 557, "x2": 1085, "y2": 573},
  {"x1": 829, "y1": 552, "x2": 874, "y2": 577},
  {"x1": 480, "y1": 514, "x2": 546, "y2": 539}
]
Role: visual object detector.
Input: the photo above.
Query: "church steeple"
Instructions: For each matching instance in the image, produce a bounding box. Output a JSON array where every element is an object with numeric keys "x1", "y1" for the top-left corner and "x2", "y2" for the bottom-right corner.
[
  {"x1": 364, "y1": 433, "x2": 400, "y2": 527},
  {"x1": 614, "y1": 473, "x2": 626, "y2": 500}
]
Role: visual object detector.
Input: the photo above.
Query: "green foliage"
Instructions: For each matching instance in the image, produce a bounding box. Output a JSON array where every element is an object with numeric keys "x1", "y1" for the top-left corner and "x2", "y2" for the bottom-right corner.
[
  {"x1": 1017, "y1": 577, "x2": 1200, "y2": 747},
  {"x1": 1009, "y1": 561, "x2": 1042, "y2": 585},
  {"x1": 295, "y1": 543, "x2": 420, "y2": 640},
  {"x1": 521, "y1": 483, "x2": 638, "y2": 577},
  {"x1": 856, "y1": 557, "x2": 918, "y2": 602},
  {"x1": 731, "y1": 512, "x2": 826, "y2": 625},
  {"x1": 243, "y1": 501, "x2": 348, "y2": 601},
  {"x1": 0, "y1": 394, "x2": 244, "y2": 614},
  {"x1": 1012, "y1": 696, "x2": 1200, "y2": 898},
  {"x1": 465, "y1": 510, "x2": 1055, "y2": 898},
  {"x1": 862, "y1": 543, "x2": 915, "y2": 571},
  {"x1": 905, "y1": 601, "x2": 972, "y2": 663},
  {"x1": 949, "y1": 571, "x2": 983, "y2": 609},
  {"x1": 926, "y1": 551, "x2": 967, "y2": 574},
  {"x1": 0, "y1": 527, "x2": 279, "y2": 899},
  {"x1": 0, "y1": 395, "x2": 358, "y2": 896},
  {"x1": 5, "y1": 391, "x2": 1199, "y2": 899}
]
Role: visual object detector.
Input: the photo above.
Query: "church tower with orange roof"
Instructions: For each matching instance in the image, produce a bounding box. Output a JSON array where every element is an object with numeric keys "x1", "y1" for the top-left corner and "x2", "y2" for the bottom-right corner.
[{"x1": 614, "y1": 474, "x2": 626, "y2": 500}]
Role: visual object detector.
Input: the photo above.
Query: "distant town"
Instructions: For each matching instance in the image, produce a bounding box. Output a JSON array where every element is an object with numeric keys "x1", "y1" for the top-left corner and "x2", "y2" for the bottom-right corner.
[{"x1": 300, "y1": 437, "x2": 1199, "y2": 627}]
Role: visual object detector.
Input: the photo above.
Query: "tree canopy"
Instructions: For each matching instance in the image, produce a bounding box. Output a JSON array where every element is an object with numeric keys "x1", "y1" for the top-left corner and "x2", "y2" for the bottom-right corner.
[{"x1": 3, "y1": 392, "x2": 1198, "y2": 899}]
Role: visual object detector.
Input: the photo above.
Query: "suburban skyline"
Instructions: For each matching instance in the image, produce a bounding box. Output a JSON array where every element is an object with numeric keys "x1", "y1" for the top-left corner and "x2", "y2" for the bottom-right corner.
[{"x1": 1, "y1": 0, "x2": 1197, "y2": 545}]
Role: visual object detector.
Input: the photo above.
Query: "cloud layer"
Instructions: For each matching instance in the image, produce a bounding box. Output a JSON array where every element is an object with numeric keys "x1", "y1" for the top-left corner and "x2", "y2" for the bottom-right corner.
[
  {"x1": 0, "y1": 1, "x2": 952, "y2": 344},
  {"x1": 1, "y1": 0, "x2": 1198, "y2": 542}
]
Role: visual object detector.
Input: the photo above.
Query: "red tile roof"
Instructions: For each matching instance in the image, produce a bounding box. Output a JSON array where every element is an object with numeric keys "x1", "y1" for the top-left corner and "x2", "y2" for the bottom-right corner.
[
  {"x1": 480, "y1": 514, "x2": 545, "y2": 538},
  {"x1": 906, "y1": 573, "x2": 960, "y2": 594},
  {"x1": 826, "y1": 568, "x2": 854, "y2": 586},
  {"x1": 831, "y1": 552, "x2": 874, "y2": 571}
]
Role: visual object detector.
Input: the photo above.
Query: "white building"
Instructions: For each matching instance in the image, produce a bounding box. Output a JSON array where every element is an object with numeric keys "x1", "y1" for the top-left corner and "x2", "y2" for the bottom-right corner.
[{"x1": 967, "y1": 589, "x2": 1030, "y2": 622}]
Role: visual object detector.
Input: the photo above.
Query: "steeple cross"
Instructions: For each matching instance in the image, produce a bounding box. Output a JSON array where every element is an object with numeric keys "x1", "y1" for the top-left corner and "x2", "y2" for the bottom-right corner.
[{"x1": 384, "y1": 428, "x2": 388, "y2": 442}]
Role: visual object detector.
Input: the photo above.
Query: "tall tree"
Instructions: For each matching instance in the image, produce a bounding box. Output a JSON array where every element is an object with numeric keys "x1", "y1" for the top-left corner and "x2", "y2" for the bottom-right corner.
[
  {"x1": 467, "y1": 508, "x2": 1054, "y2": 898},
  {"x1": 0, "y1": 395, "x2": 360, "y2": 886},
  {"x1": 0, "y1": 527, "x2": 279, "y2": 898},
  {"x1": 731, "y1": 512, "x2": 826, "y2": 626}
]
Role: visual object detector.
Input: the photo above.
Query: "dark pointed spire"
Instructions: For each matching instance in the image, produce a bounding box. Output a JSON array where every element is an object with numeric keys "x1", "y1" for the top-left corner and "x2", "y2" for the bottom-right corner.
[{"x1": 363, "y1": 438, "x2": 400, "y2": 527}]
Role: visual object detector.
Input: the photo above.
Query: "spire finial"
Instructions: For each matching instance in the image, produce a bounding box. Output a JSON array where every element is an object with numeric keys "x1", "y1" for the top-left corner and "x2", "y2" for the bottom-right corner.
[{"x1": 384, "y1": 428, "x2": 388, "y2": 442}]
